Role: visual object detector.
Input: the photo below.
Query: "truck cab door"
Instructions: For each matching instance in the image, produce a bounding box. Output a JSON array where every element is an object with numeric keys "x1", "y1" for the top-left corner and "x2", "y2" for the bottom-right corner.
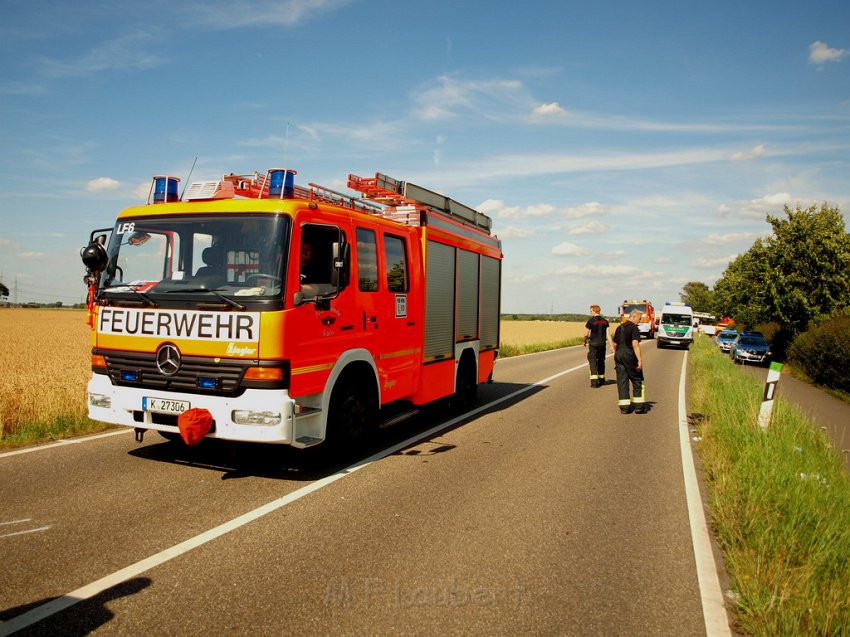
[{"x1": 355, "y1": 228, "x2": 419, "y2": 403}]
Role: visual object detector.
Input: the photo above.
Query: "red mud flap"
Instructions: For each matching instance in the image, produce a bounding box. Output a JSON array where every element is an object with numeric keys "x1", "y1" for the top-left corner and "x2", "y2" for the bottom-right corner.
[{"x1": 178, "y1": 408, "x2": 214, "y2": 446}]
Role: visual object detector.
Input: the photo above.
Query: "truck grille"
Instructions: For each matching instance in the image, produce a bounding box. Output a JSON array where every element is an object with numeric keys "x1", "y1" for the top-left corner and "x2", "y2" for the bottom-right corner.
[{"x1": 102, "y1": 351, "x2": 248, "y2": 395}]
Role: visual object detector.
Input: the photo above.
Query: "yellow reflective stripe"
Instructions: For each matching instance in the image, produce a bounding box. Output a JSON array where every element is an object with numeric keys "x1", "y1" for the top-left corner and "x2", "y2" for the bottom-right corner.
[
  {"x1": 292, "y1": 362, "x2": 335, "y2": 376},
  {"x1": 376, "y1": 348, "x2": 420, "y2": 360}
]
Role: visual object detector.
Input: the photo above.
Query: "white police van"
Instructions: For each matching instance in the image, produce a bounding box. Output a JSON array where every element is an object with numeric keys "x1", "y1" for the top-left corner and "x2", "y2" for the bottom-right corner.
[{"x1": 656, "y1": 302, "x2": 695, "y2": 349}]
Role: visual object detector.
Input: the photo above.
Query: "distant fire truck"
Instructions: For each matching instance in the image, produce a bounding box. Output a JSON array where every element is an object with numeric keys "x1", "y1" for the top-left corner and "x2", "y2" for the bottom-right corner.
[
  {"x1": 617, "y1": 299, "x2": 656, "y2": 339},
  {"x1": 81, "y1": 169, "x2": 502, "y2": 448}
]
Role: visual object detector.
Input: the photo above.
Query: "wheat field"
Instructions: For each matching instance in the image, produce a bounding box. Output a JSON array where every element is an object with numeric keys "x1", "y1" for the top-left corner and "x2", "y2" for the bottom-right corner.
[
  {"x1": 0, "y1": 309, "x2": 93, "y2": 441},
  {"x1": 500, "y1": 320, "x2": 586, "y2": 345},
  {"x1": 0, "y1": 310, "x2": 583, "y2": 444}
]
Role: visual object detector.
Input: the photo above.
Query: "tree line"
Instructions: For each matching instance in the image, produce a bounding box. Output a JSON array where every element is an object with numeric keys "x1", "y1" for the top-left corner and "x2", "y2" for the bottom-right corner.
[{"x1": 680, "y1": 203, "x2": 850, "y2": 360}]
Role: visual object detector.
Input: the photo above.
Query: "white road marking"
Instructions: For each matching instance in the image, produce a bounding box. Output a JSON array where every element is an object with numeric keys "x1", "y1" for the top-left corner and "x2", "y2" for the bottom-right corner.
[
  {"x1": 0, "y1": 361, "x2": 585, "y2": 635},
  {"x1": 0, "y1": 430, "x2": 131, "y2": 459},
  {"x1": 0, "y1": 519, "x2": 32, "y2": 526},
  {"x1": 1, "y1": 526, "x2": 51, "y2": 539},
  {"x1": 2, "y1": 354, "x2": 726, "y2": 635},
  {"x1": 678, "y1": 352, "x2": 733, "y2": 636}
]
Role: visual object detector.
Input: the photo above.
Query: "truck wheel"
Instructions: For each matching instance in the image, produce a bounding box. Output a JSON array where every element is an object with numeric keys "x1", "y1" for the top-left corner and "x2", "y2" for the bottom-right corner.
[
  {"x1": 327, "y1": 376, "x2": 376, "y2": 448},
  {"x1": 453, "y1": 354, "x2": 478, "y2": 412}
]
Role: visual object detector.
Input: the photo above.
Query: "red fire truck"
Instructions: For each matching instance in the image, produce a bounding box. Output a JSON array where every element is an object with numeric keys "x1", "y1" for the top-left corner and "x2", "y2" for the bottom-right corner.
[
  {"x1": 80, "y1": 169, "x2": 502, "y2": 449},
  {"x1": 617, "y1": 299, "x2": 656, "y2": 339}
]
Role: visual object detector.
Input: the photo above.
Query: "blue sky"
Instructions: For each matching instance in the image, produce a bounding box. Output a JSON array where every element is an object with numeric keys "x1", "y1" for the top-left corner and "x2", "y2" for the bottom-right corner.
[{"x1": 1, "y1": 0, "x2": 848, "y2": 315}]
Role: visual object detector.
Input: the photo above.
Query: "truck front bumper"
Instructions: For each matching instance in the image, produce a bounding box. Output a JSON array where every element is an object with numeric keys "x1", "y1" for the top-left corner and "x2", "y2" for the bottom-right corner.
[{"x1": 86, "y1": 374, "x2": 298, "y2": 445}]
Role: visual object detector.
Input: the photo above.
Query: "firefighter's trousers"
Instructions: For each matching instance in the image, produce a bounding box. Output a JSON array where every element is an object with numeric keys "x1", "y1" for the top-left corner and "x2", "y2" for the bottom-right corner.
[
  {"x1": 614, "y1": 350, "x2": 645, "y2": 408},
  {"x1": 587, "y1": 343, "x2": 607, "y2": 381}
]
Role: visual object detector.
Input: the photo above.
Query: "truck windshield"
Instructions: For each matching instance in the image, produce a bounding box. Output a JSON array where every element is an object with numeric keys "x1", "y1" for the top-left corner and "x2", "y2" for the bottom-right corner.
[
  {"x1": 100, "y1": 214, "x2": 290, "y2": 300},
  {"x1": 623, "y1": 304, "x2": 647, "y2": 315}
]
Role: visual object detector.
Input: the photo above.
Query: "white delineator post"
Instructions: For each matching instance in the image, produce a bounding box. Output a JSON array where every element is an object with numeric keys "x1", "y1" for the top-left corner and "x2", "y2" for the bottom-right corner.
[{"x1": 758, "y1": 361, "x2": 783, "y2": 430}]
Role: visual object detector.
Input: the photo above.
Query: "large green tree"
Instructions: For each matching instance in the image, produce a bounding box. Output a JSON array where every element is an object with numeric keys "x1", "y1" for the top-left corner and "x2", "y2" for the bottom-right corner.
[
  {"x1": 0, "y1": 282, "x2": 9, "y2": 299},
  {"x1": 679, "y1": 281, "x2": 714, "y2": 313},
  {"x1": 713, "y1": 203, "x2": 850, "y2": 334}
]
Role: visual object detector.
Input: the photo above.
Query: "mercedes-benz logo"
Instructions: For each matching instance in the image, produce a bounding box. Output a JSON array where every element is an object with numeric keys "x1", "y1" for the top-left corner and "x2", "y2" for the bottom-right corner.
[{"x1": 156, "y1": 343, "x2": 181, "y2": 376}]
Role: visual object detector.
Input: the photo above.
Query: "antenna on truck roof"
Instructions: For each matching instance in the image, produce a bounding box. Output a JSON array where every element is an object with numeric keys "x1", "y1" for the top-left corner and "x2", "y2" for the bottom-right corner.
[{"x1": 180, "y1": 156, "x2": 198, "y2": 200}]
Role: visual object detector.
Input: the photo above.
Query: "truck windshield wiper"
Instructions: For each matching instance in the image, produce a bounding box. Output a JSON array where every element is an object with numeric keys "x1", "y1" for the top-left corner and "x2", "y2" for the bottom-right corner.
[
  {"x1": 102, "y1": 284, "x2": 157, "y2": 307},
  {"x1": 165, "y1": 287, "x2": 247, "y2": 311}
]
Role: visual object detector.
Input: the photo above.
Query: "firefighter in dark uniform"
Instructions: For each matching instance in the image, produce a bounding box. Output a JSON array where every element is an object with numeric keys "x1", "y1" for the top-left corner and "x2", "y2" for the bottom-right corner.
[
  {"x1": 612, "y1": 309, "x2": 646, "y2": 414},
  {"x1": 583, "y1": 304, "x2": 611, "y2": 387}
]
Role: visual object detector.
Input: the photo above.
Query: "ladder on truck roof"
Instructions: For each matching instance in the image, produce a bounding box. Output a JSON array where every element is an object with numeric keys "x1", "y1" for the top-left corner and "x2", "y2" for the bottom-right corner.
[
  {"x1": 348, "y1": 173, "x2": 493, "y2": 234},
  {"x1": 189, "y1": 169, "x2": 492, "y2": 234}
]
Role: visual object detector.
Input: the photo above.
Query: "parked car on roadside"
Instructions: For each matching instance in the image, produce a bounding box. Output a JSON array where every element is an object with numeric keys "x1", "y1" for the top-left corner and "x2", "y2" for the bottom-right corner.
[
  {"x1": 716, "y1": 329, "x2": 738, "y2": 352},
  {"x1": 730, "y1": 332, "x2": 771, "y2": 365}
]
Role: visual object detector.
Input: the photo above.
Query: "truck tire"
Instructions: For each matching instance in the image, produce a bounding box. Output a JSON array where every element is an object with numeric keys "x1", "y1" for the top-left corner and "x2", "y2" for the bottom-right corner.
[
  {"x1": 452, "y1": 352, "x2": 478, "y2": 412},
  {"x1": 327, "y1": 372, "x2": 377, "y2": 448}
]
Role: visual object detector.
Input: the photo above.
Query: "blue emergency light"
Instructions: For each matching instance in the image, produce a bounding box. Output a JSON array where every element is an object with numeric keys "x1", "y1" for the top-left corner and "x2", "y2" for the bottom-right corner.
[
  {"x1": 197, "y1": 377, "x2": 219, "y2": 389},
  {"x1": 152, "y1": 176, "x2": 180, "y2": 203},
  {"x1": 267, "y1": 169, "x2": 295, "y2": 198},
  {"x1": 120, "y1": 370, "x2": 140, "y2": 382}
]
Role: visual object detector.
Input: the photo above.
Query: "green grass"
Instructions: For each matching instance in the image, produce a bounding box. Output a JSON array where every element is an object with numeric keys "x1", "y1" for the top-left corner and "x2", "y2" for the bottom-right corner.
[
  {"x1": 689, "y1": 336, "x2": 850, "y2": 635},
  {"x1": 498, "y1": 337, "x2": 583, "y2": 358},
  {"x1": 0, "y1": 416, "x2": 113, "y2": 449}
]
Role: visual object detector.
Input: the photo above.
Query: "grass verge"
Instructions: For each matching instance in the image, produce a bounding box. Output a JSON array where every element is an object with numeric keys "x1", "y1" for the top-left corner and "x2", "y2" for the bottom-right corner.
[
  {"x1": 689, "y1": 336, "x2": 850, "y2": 635},
  {"x1": 0, "y1": 416, "x2": 113, "y2": 450}
]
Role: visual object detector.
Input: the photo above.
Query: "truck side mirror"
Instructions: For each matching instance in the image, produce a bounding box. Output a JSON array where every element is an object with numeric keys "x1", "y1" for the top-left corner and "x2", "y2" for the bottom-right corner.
[{"x1": 81, "y1": 234, "x2": 108, "y2": 272}]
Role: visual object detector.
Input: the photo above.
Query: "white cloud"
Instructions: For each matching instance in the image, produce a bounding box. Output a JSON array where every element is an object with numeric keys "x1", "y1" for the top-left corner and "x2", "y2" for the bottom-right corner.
[
  {"x1": 728, "y1": 192, "x2": 796, "y2": 218},
  {"x1": 497, "y1": 225, "x2": 534, "y2": 239},
  {"x1": 478, "y1": 199, "x2": 555, "y2": 219},
  {"x1": 193, "y1": 0, "x2": 355, "y2": 29},
  {"x1": 695, "y1": 255, "x2": 738, "y2": 269},
  {"x1": 413, "y1": 75, "x2": 529, "y2": 122},
  {"x1": 702, "y1": 231, "x2": 762, "y2": 245},
  {"x1": 555, "y1": 264, "x2": 645, "y2": 276},
  {"x1": 808, "y1": 41, "x2": 848, "y2": 65},
  {"x1": 568, "y1": 220, "x2": 608, "y2": 235},
  {"x1": 730, "y1": 144, "x2": 766, "y2": 162},
  {"x1": 36, "y1": 31, "x2": 164, "y2": 78},
  {"x1": 551, "y1": 242, "x2": 589, "y2": 256},
  {"x1": 85, "y1": 177, "x2": 121, "y2": 193},
  {"x1": 531, "y1": 102, "x2": 567, "y2": 120},
  {"x1": 526, "y1": 203, "x2": 556, "y2": 217},
  {"x1": 564, "y1": 201, "x2": 607, "y2": 218}
]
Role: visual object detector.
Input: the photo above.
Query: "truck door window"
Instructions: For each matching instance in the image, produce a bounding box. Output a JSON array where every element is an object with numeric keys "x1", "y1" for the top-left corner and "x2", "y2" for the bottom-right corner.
[
  {"x1": 356, "y1": 227, "x2": 378, "y2": 292},
  {"x1": 384, "y1": 234, "x2": 408, "y2": 292},
  {"x1": 300, "y1": 224, "x2": 343, "y2": 297}
]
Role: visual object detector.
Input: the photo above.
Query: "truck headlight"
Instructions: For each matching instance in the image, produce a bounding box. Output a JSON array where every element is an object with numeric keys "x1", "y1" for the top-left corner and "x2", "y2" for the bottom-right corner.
[
  {"x1": 89, "y1": 393, "x2": 111, "y2": 408},
  {"x1": 232, "y1": 410, "x2": 282, "y2": 426}
]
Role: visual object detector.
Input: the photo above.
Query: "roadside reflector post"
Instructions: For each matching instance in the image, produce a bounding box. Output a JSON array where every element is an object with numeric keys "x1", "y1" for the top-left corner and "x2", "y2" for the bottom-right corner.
[{"x1": 758, "y1": 361, "x2": 783, "y2": 430}]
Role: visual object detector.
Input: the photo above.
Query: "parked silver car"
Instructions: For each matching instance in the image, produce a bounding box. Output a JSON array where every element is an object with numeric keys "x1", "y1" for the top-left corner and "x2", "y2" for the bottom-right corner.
[{"x1": 716, "y1": 329, "x2": 738, "y2": 352}]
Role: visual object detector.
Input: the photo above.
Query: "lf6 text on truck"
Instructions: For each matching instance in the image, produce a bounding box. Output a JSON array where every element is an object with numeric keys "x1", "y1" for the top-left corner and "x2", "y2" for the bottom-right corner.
[{"x1": 80, "y1": 168, "x2": 502, "y2": 449}]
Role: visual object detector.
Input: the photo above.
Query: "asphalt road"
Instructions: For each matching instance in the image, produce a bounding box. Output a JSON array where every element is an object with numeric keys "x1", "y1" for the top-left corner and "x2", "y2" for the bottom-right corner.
[{"x1": 1, "y1": 345, "x2": 728, "y2": 636}]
